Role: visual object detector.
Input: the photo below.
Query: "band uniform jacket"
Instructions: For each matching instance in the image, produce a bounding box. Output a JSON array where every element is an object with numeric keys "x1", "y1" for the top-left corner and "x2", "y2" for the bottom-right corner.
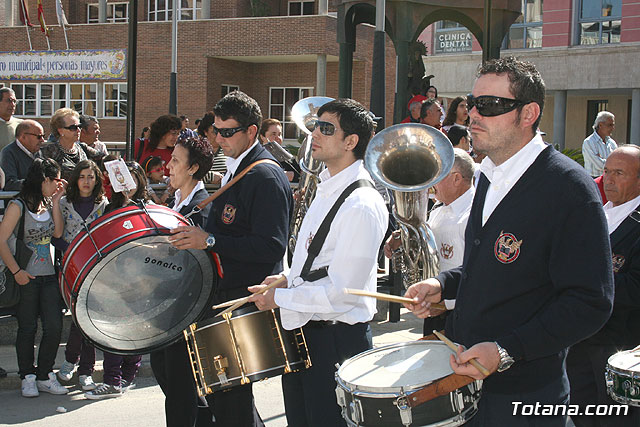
[
  {"x1": 204, "y1": 143, "x2": 293, "y2": 300},
  {"x1": 437, "y1": 146, "x2": 614, "y2": 394}
]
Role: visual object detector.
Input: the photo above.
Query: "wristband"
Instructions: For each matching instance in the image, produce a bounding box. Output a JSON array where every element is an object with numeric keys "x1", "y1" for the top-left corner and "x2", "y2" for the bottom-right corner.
[{"x1": 11, "y1": 268, "x2": 21, "y2": 276}]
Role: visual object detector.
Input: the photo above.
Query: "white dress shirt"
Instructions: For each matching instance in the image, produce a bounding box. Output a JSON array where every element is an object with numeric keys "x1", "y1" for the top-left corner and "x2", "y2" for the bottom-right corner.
[
  {"x1": 582, "y1": 132, "x2": 617, "y2": 178},
  {"x1": 221, "y1": 141, "x2": 259, "y2": 185},
  {"x1": 16, "y1": 138, "x2": 36, "y2": 159},
  {"x1": 275, "y1": 160, "x2": 389, "y2": 330},
  {"x1": 480, "y1": 134, "x2": 547, "y2": 226},
  {"x1": 603, "y1": 193, "x2": 640, "y2": 234},
  {"x1": 172, "y1": 180, "x2": 205, "y2": 213}
]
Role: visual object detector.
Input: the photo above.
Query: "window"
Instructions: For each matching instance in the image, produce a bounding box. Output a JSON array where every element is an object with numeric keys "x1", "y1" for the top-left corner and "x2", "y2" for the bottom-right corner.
[
  {"x1": 269, "y1": 87, "x2": 313, "y2": 140},
  {"x1": 503, "y1": 0, "x2": 543, "y2": 49},
  {"x1": 288, "y1": 1, "x2": 314, "y2": 16},
  {"x1": 87, "y1": 2, "x2": 129, "y2": 23},
  {"x1": 104, "y1": 83, "x2": 127, "y2": 118},
  {"x1": 578, "y1": 0, "x2": 621, "y2": 44},
  {"x1": 221, "y1": 85, "x2": 239, "y2": 99},
  {"x1": 70, "y1": 84, "x2": 97, "y2": 116},
  {"x1": 148, "y1": 0, "x2": 202, "y2": 22},
  {"x1": 585, "y1": 100, "x2": 608, "y2": 136},
  {"x1": 11, "y1": 84, "x2": 37, "y2": 116},
  {"x1": 40, "y1": 84, "x2": 67, "y2": 117}
]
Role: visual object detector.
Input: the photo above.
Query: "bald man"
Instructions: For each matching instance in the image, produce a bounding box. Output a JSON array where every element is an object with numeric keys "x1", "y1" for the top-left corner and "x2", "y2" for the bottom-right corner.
[
  {"x1": 0, "y1": 120, "x2": 44, "y2": 190},
  {"x1": 567, "y1": 145, "x2": 640, "y2": 427}
]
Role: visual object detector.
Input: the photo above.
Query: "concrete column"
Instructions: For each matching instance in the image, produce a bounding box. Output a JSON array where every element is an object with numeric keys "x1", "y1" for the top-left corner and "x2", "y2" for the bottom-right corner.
[
  {"x1": 99, "y1": 0, "x2": 107, "y2": 23},
  {"x1": 201, "y1": 0, "x2": 210, "y2": 19},
  {"x1": 5, "y1": 0, "x2": 14, "y2": 27},
  {"x1": 553, "y1": 90, "x2": 567, "y2": 150},
  {"x1": 316, "y1": 54, "x2": 327, "y2": 96},
  {"x1": 338, "y1": 42, "x2": 354, "y2": 98},
  {"x1": 631, "y1": 89, "x2": 640, "y2": 145},
  {"x1": 318, "y1": 0, "x2": 328, "y2": 15}
]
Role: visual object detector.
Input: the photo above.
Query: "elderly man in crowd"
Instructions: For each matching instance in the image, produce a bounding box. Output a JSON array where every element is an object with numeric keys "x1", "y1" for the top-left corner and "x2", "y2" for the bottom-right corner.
[
  {"x1": 567, "y1": 145, "x2": 640, "y2": 427},
  {"x1": 583, "y1": 111, "x2": 617, "y2": 178},
  {"x1": 0, "y1": 87, "x2": 22, "y2": 151},
  {"x1": 420, "y1": 98, "x2": 443, "y2": 130},
  {"x1": 79, "y1": 115, "x2": 108, "y2": 156},
  {"x1": 0, "y1": 120, "x2": 44, "y2": 191}
]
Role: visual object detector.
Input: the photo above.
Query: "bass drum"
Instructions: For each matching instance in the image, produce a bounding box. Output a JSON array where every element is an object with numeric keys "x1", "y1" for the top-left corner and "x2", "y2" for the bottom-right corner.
[{"x1": 60, "y1": 204, "x2": 216, "y2": 355}]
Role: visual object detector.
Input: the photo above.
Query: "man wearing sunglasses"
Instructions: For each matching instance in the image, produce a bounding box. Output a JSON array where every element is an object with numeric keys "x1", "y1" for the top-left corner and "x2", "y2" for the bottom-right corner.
[
  {"x1": 248, "y1": 99, "x2": 388, "y2": 427},
  {"x1": 167, "y1": 90, "x2": 292, "y2": 427},
  {"x1": 0, "y1": 120, "x2": 44, "y2": 191},
  {"x1": 404, "y1": 57, "x2": 613, "y2": 425}
]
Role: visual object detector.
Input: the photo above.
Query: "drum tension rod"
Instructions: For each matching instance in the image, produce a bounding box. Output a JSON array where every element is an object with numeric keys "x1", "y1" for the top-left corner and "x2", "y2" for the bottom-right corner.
[
  {"x1": 82, "y1": 221, "x2": 104, "y2": 260},
  {"x1": 139, "y1": 202, "x2": 162, "y2": 234}
]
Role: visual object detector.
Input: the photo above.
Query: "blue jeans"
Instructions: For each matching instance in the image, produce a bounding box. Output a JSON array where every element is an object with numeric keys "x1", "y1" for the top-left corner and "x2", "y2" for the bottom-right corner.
[{"x1": 15, "y1": 275, "x2": 63, "y2": 380}]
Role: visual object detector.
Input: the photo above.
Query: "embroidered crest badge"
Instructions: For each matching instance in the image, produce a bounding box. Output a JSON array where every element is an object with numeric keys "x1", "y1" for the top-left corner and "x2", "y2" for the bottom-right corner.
[
  {"x1": 222, "y1": 204, "x2": 236, "y2": 224},
  {"x1": 440, "y1": 243, "x2": 454, "y2": 260},
  {"x1": 494, "y1": 231, "x2": 523, "y2": 264},
  {"x1": 612, "y1": 254, "x2": 625, "y2": 273}
]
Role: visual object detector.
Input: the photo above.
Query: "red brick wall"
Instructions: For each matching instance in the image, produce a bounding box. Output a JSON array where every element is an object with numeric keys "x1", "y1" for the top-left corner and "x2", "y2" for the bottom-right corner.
[
  {"x1": 542, "y1": 0, "x2": 572, "y2": 47},
  {"x1": 622, "y1": 0, "x2": 640, "y2": 42}
]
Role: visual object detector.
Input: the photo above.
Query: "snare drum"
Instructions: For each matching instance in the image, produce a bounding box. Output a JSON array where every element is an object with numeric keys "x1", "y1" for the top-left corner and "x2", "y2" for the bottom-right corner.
[
  {"x1": 335, "y1": 341, "x2": 481, "y2": 426},
  {"x1": 606, "y1": 348, "x2": 640, "y2": 407},
  {"x1": 184, "y1": 305, "x2": 311, "y2": 396},
  {"x1": 60, "y1": 204, "x2": 216, "y2": 355}
]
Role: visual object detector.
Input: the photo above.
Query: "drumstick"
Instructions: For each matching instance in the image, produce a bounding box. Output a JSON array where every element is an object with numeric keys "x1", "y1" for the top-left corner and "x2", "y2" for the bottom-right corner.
[
  {"x1": 215, "y1": 276, "x2": 287, "y2": 317},
  {"x1": 432, "y1": 330, "x2": 492, "y2": 377},
  {"x1": 343, "y1": 288, "x2": 446, "y2": 311}
]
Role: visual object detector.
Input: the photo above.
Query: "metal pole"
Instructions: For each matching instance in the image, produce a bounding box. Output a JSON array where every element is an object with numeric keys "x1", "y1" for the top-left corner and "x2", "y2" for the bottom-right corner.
[
  {"x1": 125, "y1": 0, "x2": 138, "y2": 159},
  {"x1": 370, "y1": 0, "x2": 386, "y2": 129},
  {"x1": 169, "y1": 0, "x2": 178, "y2": 115},
  {"x1": 482, "y1": 0, "x2": 492, "y2": 63}
]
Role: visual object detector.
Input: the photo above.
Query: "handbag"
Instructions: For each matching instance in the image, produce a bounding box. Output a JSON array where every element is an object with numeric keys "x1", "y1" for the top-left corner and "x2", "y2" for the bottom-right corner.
[{"x1": 0, "y1": 199, "x2": 34, "y2": 308}]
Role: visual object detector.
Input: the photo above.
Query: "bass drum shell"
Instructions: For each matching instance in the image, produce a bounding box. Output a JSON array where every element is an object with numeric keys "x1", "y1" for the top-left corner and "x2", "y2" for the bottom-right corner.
[
  {"x1": 60, "y1": 204, "x2": 216, "y2": 355},
  {"x1": 606, "y1": 348, "x2": 640, "y2": 407},
  {"x1": 335, "y1": 341, "x2": 481, "y2": 426}
]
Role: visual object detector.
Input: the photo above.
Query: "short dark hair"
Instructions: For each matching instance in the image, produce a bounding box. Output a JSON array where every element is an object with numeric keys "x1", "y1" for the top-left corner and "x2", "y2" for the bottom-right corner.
[
  {"x1": 213, "y1": 91, "x2": 262, "y2": 130},
  {"x1": 420, "y1": 98, "x2": 440, "y2": 119},
  {"x1": 66, "y1": 159, "x2": 104, "y2": 204},
  {"x1": 149, "y1": 114, "x2": 182, "y2": 151},
  {"x1": 447, "y1": 124, "x2": 470, "y2": 147},
  {"x1": 317, "y1": 98, "x2": 374, "y2": 160},
  {"x1": 259, "y1": 118, "x2": 281, "y2": 138},
  {"x1": 141, "y1": 156, "x2": 164, "y2": 174},
  {"x1": 477, "y1": 56, "x2": 545, "y2": 132},
  {"x1": 197, "y1": 111, "x2": 215, "y2": 138},
  {"x1": 175, "y1": 135, "x2": 214, "y2": 181},
  {"x1": 18, "y1": 158, "x2": 61, "y2": 213},
  {"x1": 79, "y1": 115, "x2": 98, "y2": 130}
]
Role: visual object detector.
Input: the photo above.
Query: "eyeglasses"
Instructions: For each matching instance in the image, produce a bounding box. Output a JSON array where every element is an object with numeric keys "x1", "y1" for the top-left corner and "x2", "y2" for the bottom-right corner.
[
  {"x1": 62, "y1": 124, "x2": 81, "y2": 131},
  {"x1": 212, "y1": 125, "x2": 247, "y2": 138},
  {"x1": 25, "y1": 133, "x2": 45, "y2": 139},
  {"x1": 466, "y1": 94, "x2": 530, "y2": 117},
  {"x1": 312, "y1": 120, "x2": 337, "y2": 136}
]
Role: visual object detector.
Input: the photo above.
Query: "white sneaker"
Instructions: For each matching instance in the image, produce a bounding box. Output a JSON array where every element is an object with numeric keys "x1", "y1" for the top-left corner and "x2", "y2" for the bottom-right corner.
[
  {"x1": 79, "y1": 374, "x2": 96, "y2": 391},
  {"x1": 37, "y1": 372, "x2": 69, "y2": 395},
  {"x1": 57, "y1": 360, "x2": 77, "y2": 382},
  {"x1": 21, "y1": 374, "x2": 39, "y2": 398}
]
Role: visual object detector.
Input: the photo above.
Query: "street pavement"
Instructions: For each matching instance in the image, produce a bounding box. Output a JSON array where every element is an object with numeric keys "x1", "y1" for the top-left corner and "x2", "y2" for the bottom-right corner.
[{"x1": 0, "y1": 307, "x2": 424, "y2": 426}]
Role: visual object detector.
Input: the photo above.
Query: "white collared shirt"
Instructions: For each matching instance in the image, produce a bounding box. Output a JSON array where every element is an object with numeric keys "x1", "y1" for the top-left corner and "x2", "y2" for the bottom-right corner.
[
  {"x1": 274, "y1": 160, "x2": 389, "y2": 330},
  {"x1": 221, "y1": 141, "x2": 260, "y2": 185},
  {"x1": 172, "y1": 180, "x2": 205, "y2": 214},
  {"x1": 15, "y1": 138, "x2": 35, "y2": 159},
  {"x1": 603, "y1": 193, "x2": 640, "y2": 234},
  {"x1": 480, "y1": 134, "x2": 548, "y2": 226}
]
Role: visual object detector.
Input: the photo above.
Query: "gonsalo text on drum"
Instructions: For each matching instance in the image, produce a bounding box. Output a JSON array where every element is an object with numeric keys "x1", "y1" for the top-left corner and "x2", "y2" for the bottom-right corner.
[{"x1": 143, "y1": 256, "x2": 183, "y2": 271}]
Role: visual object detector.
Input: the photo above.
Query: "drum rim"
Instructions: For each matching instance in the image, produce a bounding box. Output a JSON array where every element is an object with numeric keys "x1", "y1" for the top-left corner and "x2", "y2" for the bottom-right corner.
[
  {"x1": 336, "y1": 341, "x2": 455, "y2": 394},
  {"x1": 607, "y1": 349, "x2": 640, "y2": 377}
]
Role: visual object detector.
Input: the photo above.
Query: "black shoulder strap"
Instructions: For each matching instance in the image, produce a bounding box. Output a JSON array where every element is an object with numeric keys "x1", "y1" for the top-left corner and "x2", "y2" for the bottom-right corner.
[
  {"x1": 299, "y1": 179, "x2": 374, "y2": 282},
  {"x1": 14, "y1": 198, "x2": 27, "y2": 241}
]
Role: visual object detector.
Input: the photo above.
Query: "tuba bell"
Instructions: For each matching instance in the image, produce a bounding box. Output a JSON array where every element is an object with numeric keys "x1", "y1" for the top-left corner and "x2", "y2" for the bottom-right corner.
[
  {"x1": 365, "y1": 123, "x2": 454, "y2": 287},
  {"x1": 288, "y1": 96, "x2": 334, "y2": 256}
]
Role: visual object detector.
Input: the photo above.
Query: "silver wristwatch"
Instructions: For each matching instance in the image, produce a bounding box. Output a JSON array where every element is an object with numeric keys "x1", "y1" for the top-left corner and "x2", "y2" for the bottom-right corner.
[
  {"x1": 495, "y1": 342, "x2": 515, "y2": 372},
  {"x1": 205, "y1": 234, "x2": 216, "y2": 248}
]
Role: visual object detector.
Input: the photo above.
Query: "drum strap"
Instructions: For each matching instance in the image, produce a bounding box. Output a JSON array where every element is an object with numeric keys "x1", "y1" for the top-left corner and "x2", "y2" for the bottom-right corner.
[
  {"x1": 185, "y1": 158, "x2": 280, "y2": 219},
  {"x1": 405, "y1": 373, "x2": 476, "y2": 408},
  {"x1": 300, "y1": 179, "x2": 374, "y2": 282}
]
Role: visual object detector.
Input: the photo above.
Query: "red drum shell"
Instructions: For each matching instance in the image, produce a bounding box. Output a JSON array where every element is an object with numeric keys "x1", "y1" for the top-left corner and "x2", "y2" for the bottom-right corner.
[{"x1": 60, "y1": 204, "x2": 215, "y2": 355}]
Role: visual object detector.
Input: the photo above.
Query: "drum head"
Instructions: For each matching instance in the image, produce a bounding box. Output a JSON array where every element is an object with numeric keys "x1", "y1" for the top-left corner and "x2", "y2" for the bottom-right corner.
[
  {"x1": 75, "y1": 234, "x2": 215, "y2": 354},
  {"x1": 608, "y1": 349, "x2": 640, "y2": 373},
  {"x1": 337, "y1": 341, "x2": 454, "y2": 394}
]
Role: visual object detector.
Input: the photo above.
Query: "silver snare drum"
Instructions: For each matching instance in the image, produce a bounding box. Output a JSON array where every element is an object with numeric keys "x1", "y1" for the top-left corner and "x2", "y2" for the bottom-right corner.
[
  {"x1": 606, "y1": 348, "x2": 640, "y2": 407},
  {"x1": 335, "y1": 341, "x2": 482, "y2": 426}
]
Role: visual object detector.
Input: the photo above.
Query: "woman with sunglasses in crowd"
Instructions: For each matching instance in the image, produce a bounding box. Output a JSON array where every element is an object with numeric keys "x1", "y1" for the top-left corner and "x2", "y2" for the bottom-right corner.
[
  {"x1": 442, "y1": 96, "x2": 469, "y2": 134},
  {"x1": 85, "y1": 161, "x2": 148, "y2": 400},
  {"x1": 41, "y1": 108, "x2": 104, "y2": 181},
  {"x1": 53, "y1": 160, "x2": 108, "y2": 392},
  {"x1": 134, "y1": 115, "x2": 182, "y2": 175},
  {"x1": 197, "y1": 111, "x2": 227, "y2": 185},
  {"x1": 0, "y1": 158, "x2": 67, "y2": 398}
]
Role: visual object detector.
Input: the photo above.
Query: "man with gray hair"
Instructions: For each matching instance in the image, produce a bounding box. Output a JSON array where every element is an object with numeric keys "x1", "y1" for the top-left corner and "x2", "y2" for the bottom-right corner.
[
  {"x1": 0, "y1": 120, "x2": 44, "y2": 190},
  {"x1": 583, "y1": 111, "x2": 617, "y2": 177},
  {"x1": 0, "y1": 87, "x2": 23, "y2": 151}
]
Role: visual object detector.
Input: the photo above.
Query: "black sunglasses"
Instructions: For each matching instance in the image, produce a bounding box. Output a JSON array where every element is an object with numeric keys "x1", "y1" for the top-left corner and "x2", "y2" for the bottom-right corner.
[
  {"x1": 212, "y1": 125, "x2": 247, "y2": 138},
  {"x1": 25, "y1": 132, "x2": 45, "y2": 139},
  {"x1": 313, "y1": 120, "x2": 336, "y2": 136},
  {"x1": 62, "y1": 124, "x2": 81, "y2": 131},
  {"x1": 466, "y1": 94, "x2": 529, "y2": 117}
]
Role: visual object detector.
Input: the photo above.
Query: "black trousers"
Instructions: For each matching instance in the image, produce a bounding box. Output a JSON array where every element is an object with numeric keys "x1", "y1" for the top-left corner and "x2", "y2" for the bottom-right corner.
[
  {"x1": 282, "y1": 321, "x2": 372, "y2": 427},
  {"x1": 566, "y1": 340, "x2": 640, "y2": 427}
]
